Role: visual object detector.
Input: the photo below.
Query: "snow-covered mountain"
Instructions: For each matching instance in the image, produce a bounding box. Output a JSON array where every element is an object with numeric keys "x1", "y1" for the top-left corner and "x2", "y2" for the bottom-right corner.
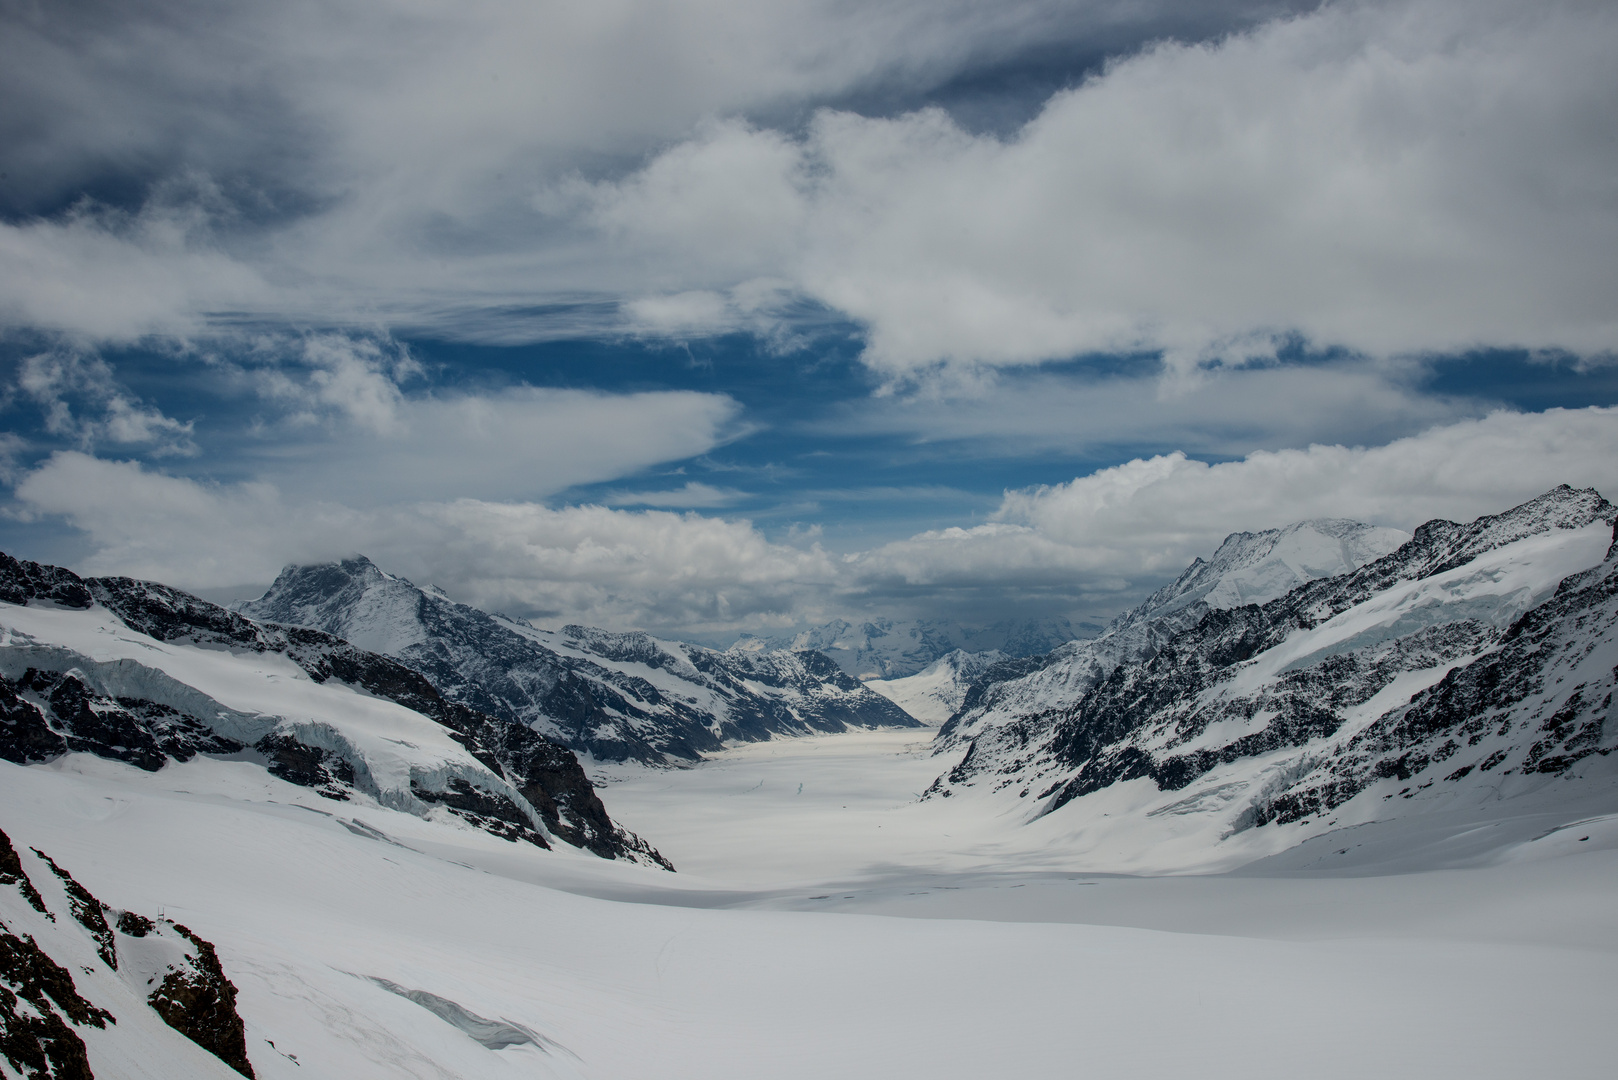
[
  {"x1": 237, "y1": 557, "x2": 918, "y2": 766},
  {"x1": 734, "y1": 616, "x2": 1088, "y2": 681},
  {"x1": 925, "y1": 486, "x2": 1618, "y2": 865},
  {"x1": 0, "y1": 553, "x2": 668, "y2": 868},
  {"x1": 866, "y1": 649, "x2": 1006, "y2": 726},
  {"x1": 927, "y1": 518, "x2": 1409, "y2": 747}
]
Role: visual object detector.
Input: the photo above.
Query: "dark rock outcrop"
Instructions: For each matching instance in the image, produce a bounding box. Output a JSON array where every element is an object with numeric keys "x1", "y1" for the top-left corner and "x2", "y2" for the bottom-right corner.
[
  {"x1": 0, "y1": 667, "x2": 245, "y2": 772},
  {"x1": 146, "y1": 921, "x2": 256, "y2": 1078},
  {"x1": 0, "y1": 831, "x2": 49, "y2": 918},
  {"x1": 0, "y1": 928, "x2": 107, "y2": 1080},
  {"x1": 0, "y1": 554, "x2": 93, "y2": 611},
  {"x1": 2, "y1": 555, "x2": 668, "y2": 866},
  {"x1": 29, "y1": 852, "x2": 115, "y2": 971}
]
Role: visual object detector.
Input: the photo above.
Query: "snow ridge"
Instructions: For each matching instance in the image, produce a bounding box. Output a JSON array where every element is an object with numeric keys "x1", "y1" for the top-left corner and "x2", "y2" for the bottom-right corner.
[
  {"x1": 925, "y1": 486, "x2": 1618, "y2": 860},
  {"x1": 239, "y1": 557, "x2": 918, "y2": 765},
  {"x1": 0, "y1": 553, "x2": 668, "y2": 867},
  {"x1": 935, "y1": 517, "x2": 1410, "y2": 755}
]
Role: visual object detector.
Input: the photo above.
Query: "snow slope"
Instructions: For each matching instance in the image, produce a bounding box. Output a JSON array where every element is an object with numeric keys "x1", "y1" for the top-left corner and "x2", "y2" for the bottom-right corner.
[
  {"x1": 238, "y1": 558, "x2": 917, "y2": 765},
  {"x1": 932, "y1": 517, "x2": 1409, "y2": 754},
  {"x1": 865, "y1": 648, "x2": 1005, "y2": 726},
  {"x1": 927, "y1": 486, "x2": 1618, "y2": 872},
  {"x1": 0, "y1": 555, "x2": 666, "y2": 866},
  {"x1": 3, "y1": 733, "x2": 1614, "y2": 1079}
]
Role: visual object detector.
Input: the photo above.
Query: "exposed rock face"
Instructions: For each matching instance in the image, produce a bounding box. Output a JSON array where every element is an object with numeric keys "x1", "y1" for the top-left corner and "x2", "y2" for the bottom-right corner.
[
  {"x1": 0, "y1": 826, "x2": 258, "y2": 1079},
  {"x1": 0, "y1": 554, "x2": 93, "y2": 612},
  {"x1": 29, "y1": 853, "x2": 115, "y2": 970},
  {"x1": 1, "y1": 558, "x2": 669, "y2": 868},
  {"x1": 935, "y1": 518, "x2": 1411, "y2": 756},
  {"x1": 927, "y1": 487, "x2": 1618, "y2": 844},
  {"x1": 239, "y1": 557, "x2": 918, "y2": 765},
  {"x1": 0, "y1": 832, "x2": 49, "y2": 918},
  {"x1": 142, "y1": 921, "x2": 256, "y2": 1078},
  {"x1": 0, "y1": 925, "x2": 106, "y2": 1080}
]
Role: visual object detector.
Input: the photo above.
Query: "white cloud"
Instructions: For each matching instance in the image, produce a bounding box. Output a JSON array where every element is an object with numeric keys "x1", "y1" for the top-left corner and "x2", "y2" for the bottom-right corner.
[
  {"x1": 590, "y1": 0, "x2": 1618, "y2": 377},
  {"x1": 16, "y1": 408, "x2": 1618, "y2": 632},
  {"x1": 17, "y1": 0, "x2": 1609, "y2": 379},
  {"x1": 257, "y1": 385, "x2": 746, "y2": 506},
  {"x1": 0, "y1": 200, "x2": 269, "y2": 342},
  {"x1": 11, "y1": 452, "x2": 832, "y2": 635},
  {"x1": 603, "y1": 482, "x2": 749, "y2": 509},
  {"x1": 9, "y1": 0, "x2": 1242, "y2": 342},
  {"x1": 820, "y1": 356, "x2": 1471, "y2": 456},
  {"x1": 12, "y1": 349, "x2": 196, "y2": 456},
  {"x1": 850, "y1": 407, "x2": 1618, "y2": 611},
  {"x1": 185, "y1": 333, "x2": 748, "y2": 505}
]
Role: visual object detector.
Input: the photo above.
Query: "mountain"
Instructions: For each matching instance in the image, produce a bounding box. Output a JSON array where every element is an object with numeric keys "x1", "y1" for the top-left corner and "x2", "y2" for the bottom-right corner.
[
  {"x1": 865, "y1": 649, "x2": 1007, "y2": 726},
  {"x1": 924, "y1": 486, "x2": 1618, "y2": 864},
  {"x1": 0, "y1": 553, "x2": 668, "y2": 869},
  {"x1": 734, "y1": 616, "x2": 1090, "y2": 681},
  {"x1": 236, "y1": 557, "x2": 918, "y2": 766},
  {"x1": 935, "y1": 518, "x2": 1410, "y2": 752}
]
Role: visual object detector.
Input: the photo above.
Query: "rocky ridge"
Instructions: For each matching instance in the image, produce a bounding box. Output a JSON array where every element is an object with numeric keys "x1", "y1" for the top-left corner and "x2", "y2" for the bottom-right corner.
[
  {"x1": 925, "y1": 487, "x2": 1618, "y2": 850},
  {"x1": 934, "y1": 518, "x2": 1410, "y2": 753},
  {"x1": 238, "y1": 557, "x2": 918, "y2": 765},
  {"x1": 0, "y1": 553, "x2": 669, "y2": 868},
  {"x1": 2, "y1": 824, "x2": 254, "y2": 1078}
]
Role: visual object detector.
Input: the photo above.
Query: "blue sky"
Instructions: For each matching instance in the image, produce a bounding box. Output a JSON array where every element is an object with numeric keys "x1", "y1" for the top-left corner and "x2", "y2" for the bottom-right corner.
[{"x1": 2, "y1": 0, "x2": 1616, "y2": 637}]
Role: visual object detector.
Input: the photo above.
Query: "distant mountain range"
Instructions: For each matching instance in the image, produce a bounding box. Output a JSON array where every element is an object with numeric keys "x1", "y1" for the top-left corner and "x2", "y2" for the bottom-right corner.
[
  {"x1": 733, "y1": 615, "x2": 1093, "y2": 681},
  {"x1": 922, "y1": 485, "x2": 1618, "y2": 864},
  {"x1": 237, "y1": 556, "x2": 917, "y2": 765}
]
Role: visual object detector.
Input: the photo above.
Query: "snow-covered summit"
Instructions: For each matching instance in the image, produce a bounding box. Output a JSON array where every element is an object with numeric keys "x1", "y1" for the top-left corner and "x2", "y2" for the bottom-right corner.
[
  {"x1": 239, "y1": 555, "x2": 435, "y2": 656},
  {"x1": 934, "y1": 514, "x2": 1407, "y2": 752},
  {"x1": 1, "y1": 553, "x2": 669, "y2": 867},
  {"x1": 241, "y1": 558, "x2": 918, "y2": 765},
  {"x1": 733, "y1": 616, "x2": 1085, "y2": 681},
  {"x1": 1128, "y1": 519, "x2": 1410, "y2": 624},
  {"x1": 924, "y1": 486, "x2": 1618, "y2": 870}
]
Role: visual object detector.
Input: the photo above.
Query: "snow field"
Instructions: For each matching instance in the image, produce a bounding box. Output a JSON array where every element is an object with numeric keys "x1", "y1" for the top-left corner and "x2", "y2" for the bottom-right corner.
[{"x1": 6, "y1": 723, "x2": 1618, "y2": 1080}]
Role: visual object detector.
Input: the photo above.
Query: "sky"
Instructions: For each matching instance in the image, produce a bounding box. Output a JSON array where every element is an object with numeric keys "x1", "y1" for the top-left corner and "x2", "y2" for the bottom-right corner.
[{"x1": 2, "y1": 0, "x2": 1616, "y2": 640}]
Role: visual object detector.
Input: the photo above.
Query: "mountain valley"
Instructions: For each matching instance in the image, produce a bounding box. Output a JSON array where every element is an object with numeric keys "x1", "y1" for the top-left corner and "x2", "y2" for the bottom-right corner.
[{"x1": 2, "y1": 488, "x2": 1615, "y2": 1079}]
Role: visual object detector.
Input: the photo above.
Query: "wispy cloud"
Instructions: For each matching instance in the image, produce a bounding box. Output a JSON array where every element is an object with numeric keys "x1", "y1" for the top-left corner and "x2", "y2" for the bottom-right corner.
[
  {"x1": 602, "y1": 482, "x2": 749, "y2": 509},
  {"x1": 12, "y1": 348, "x2": 196, "y2": 456}
]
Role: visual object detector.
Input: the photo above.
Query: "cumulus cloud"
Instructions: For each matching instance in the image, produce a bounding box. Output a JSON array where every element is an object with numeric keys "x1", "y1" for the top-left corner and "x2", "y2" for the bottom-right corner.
[
  {"x1": 592, "y1": 0, "x2": 1618, "y2": 377},
  {"x1": 15, "y1": 408, "x2": 1618, "y2": 632},
  {"x1": 240, "y1": 334, "x2": 422, "y2": 436},
  {"x1": 12, "y1": 452, "x2": 832, "y2": 634},
  {"x1": 5, "y1": 0, "x2": 1294, "y2": 342},
  {"x1": 848, "y1": 407, "x2": 1618, "y2": 617},
  {"x1": 17, "y1": 0, "x2": 1604, "y2": 379}
]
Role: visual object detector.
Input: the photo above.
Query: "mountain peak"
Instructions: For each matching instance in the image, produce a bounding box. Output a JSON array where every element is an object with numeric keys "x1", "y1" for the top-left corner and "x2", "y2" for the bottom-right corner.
[
  {"x1": 240, "y1": 555, "x2": 431, "y2": 655},
  {"x1": 1127, "y1": 517, "x2": 1410, "y2": 626}
]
